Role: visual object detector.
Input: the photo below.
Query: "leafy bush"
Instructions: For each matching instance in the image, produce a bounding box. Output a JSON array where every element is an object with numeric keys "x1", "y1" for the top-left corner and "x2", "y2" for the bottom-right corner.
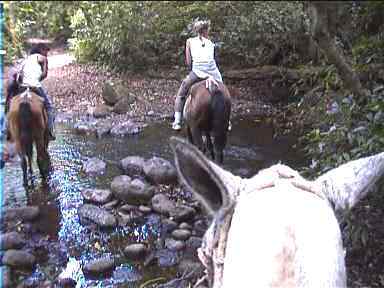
[{"x1": 68, "y1": 1, "x2": 309, "y2": 71}]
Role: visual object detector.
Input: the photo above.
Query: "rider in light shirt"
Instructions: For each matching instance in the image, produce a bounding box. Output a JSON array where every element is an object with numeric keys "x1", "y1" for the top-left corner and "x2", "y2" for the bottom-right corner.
[{"x1": 172, "y1": 19, "x2": 223, "y2": 131}]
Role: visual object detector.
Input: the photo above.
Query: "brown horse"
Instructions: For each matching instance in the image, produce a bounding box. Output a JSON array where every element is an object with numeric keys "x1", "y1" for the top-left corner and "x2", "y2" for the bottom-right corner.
[
  {"x1": 183, "y1": 79, "x2": 231, "y2": 163},
  {"x1": 5, "y1": 89, "x2": 51, "y2": 187}
]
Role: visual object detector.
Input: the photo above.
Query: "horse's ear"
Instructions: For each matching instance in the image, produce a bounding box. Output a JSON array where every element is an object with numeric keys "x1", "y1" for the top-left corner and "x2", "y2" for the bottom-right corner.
[
  {"x1": 316, "y1": 151, "x2": 384, "y2": 211},
  {"x1": 170, "y1": 136, "x2": 230, "y2": 215}
]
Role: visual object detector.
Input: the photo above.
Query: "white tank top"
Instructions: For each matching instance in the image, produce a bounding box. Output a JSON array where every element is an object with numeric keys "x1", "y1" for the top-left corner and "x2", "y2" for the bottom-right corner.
[
  {"x1": 189, "y1": 36, "x2": 215, "y2": 64},
  {"x1": 189, "y1": 36, "x2": 223, "y2": 83},
  {"x1": 22, "y1": 54, "x2": 43, "y2": 87}
]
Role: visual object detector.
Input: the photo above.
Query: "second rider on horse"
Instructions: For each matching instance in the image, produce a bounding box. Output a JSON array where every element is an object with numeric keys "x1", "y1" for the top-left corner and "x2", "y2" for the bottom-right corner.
[
  {"x1": 6, "y1": 43, "x2": 56, "y2": 140},
  {"x1": 172, "y1": 19, "x2": 223, "y2": 131}
]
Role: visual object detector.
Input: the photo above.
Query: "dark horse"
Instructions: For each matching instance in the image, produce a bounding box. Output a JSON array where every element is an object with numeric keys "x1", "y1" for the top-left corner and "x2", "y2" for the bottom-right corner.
[
  {"x1": 4, "y1": 89, "x2": 51, "y2": 187},
  {"x1": 183, "y1": 79, "x2": 231, "y2": 163}
]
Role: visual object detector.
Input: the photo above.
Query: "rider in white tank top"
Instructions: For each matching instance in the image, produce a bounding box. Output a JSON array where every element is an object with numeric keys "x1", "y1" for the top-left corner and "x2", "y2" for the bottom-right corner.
[
  {"x1": 22, "y1": 54, "x2": 43, "y2": 88},
  {"x1": 189, "y1": 36, "x2": 222, "y2": 82},
  {"x1": 172, "y1": 19, "x2": 224, "y2": 130}
]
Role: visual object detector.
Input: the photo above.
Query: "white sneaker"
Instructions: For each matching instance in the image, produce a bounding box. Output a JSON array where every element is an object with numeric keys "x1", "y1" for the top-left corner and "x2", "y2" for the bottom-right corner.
[{"x1": 172, "y1": 122, "x2": 182, "y2": 131}]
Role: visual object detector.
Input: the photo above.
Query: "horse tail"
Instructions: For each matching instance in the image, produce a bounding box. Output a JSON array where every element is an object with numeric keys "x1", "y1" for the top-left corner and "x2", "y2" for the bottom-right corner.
[
  {"x1": 210, "y1": 88, "x2": 230, "y2": 143},
  {"x1": 18, "y1": 101, "x2": 33, "y2": 159}
]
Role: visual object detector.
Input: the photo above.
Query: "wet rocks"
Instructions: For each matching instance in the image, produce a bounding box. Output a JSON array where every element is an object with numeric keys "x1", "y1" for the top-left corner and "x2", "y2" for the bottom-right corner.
[
  {"x1": 143, "y1": 157, "x2": 178, "y2": 185},
  {"x1": 2, "y1": 249, "x2": 36, "y2": 269},
  {"x1": 124, "y1": 243, "x2": 148, "y2": 260},
  {"x1": 0, "y1": 232, "x2": 25, "y2": 250},
  {"x1": 165, "y1": 238, "x2": 185, "y2": 251},
  {"x1": 95, "y1": 121, "x2": 114, "y2": 138},
  {"x1": 3, "y1": 206, "x2": 40, "y2": 222},
  {"x1": 102, "y1": 80, "x2": 133, "y2": 106},
  {"x1": 171, "y1": 229, "x2": 191, "y2": 241},
  {"x1": 113, "y1": 97, "x2": 136, "y2": 114},
  {"x1": 91, "y1": 103, "x2": 113, "y2": 118},
  {"x1": 78, "y1": 204, "x2": 117, "y2": 228},
  {"x1": 186, "y1": 236, "x2": 203, "y2": 251},
  {"x1": 83, "y1": 257, "x2": 115, "y2": 276},
  {"x1": 111, "y1": 176, "x2": 154, "y2": 205},
  {"x1": 81, "y1": 188, "x2": 112, "y2": 204},
  {"x1": 151, "y1": 194, "x2": 176, "y2": 216},
  {"x1": 110, "y1": 120, "x2": 143, "y2": 137},
  {"x1": 73, "y1": 118, "x2": 98, "y2": 135},
  {"x1": 151, "y1": 194, "x2": 196, "y2": 222},
  {"x1": 83, "y1": 157, "x2": 106, "y2": 176},
  {"x1": 113, "y1": 265, "x2": 143, "y2": 284},
  {"x1": 177, "y1": 259, "x2": 204, "y2": 279},
  {"x1": 120, "y1": 156, "x2": 146, "y2": 176}
]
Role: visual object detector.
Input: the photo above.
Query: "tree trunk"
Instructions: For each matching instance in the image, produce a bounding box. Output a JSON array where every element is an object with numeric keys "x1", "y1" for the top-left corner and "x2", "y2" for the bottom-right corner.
[{"x1": 307, "y1": 1, "x2": 367, "y2": 98}]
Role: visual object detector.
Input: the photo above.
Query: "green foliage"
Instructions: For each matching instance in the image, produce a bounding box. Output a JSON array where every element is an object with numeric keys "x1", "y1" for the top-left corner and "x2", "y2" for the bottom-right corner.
[
  {"x1": 68, "y1": 1, "x2": 308, "y2": 71},
  {"x1": 3, "y1": 1, "x2": 78, "y2": 64},
  {"x1": 300, "y1": 89, "x2": 384, "y2": 179}
]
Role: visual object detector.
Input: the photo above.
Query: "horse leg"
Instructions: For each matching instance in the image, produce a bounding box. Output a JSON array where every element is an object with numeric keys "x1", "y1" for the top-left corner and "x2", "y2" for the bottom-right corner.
[
  {"x1": 186, "y1": 126, "x2": 194, "y2": 145},
  {"x1": 28, "y1": 155, "x2": 34, "y2": 188},
  {"x1": 213, "y1": 134, "x2": 227, "y2": 164},
  {"x1": 190, "y1": 126, "x2": 206, "y2": 154},
  {"x1": 21, "y1": 155, "x2": 29, "y2": 187},
  {"x1": 36, "y1": 135, "x2": 51, "y2": 181},
  {"x1": 205, "y1": 133, "x2": 215, "y2": 160}
]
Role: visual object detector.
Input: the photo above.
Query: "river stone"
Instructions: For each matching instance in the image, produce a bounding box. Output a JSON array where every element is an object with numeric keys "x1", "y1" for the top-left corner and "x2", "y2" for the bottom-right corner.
[
  {"x1": 78, "y1": 204, "x2": 117, "y2": 228},
  {"x1": 143, "y1": 157, "x2": 178, "y2": 185},
  {"x1": 83, "y1": 257, "x2": 115, "y2": 276},
  {"x1": 120, "y1": 156, "x2": 146, "y2": 176},
  {"x1": 162, "y1": 219, "x2": 178, "y2": 233},
  {"x1": 1, "y1": 266, "x2": 12, "y2": 288},
  {"x1": 73, "y1": 119, "x2": 98, "y2": 135},
  {"x1": 171, "y1": 229, "x2": 191, "y2": 241},
  {"x1": 113, "y1": 265, "x2": 143, "y2": 284},
  {"x1": 151, "y1": 194, "x2": 196, "y2": 222},
  {"x1": 193, "y1": 219, "x2": 209, "y2": 237},
  {"x1": 165, "y1": 238, "x2": 185, "y2": 251},
  {"x1": 81, "y1": 188, "x2": 112, "y2": 204},
  {"x1": 111, "y1": 175, "x2": 131, "y2": 197},
  {"x1": 92, "y1": 103, "x2": 113, "y2": 118},
  {"x1": 179, "y1": 222, "x2": 193, "y2": 230},
  {"x1": 124, "y1": 243, "x2": 148, "y2": 260},
  {"x1": 3, "y1": 206, "x2": 40, "y2": 222},
  {"x1": 2, "y1": 249, "x2": 36, "y2": 269},
  {"x1": 111, "y1": 176, "x2": 154, "y2": 205},
  {"x1": 156, "y1": 249, "x2": 180, "y2": 268},
  {"x1": 103, "y1": 199, "x2": 120, "y2": 210},
  {"x1": 138, "y1": 205, "x2": 152, "y2": 214},
  {"x1": 186, "y1": 236, "x2": 203, "y2": 251},
  {"x1": 0, "y1": 232, "x2": 25, "y2": 250},
  {"x1": 177, "y1": 259, "x2": 204, "y2": 278},
  {"x1": 102, "y1": 80, "x2": 131, "y2": 106},
  {"x1": 96, "y1": 121, "x2": 113, "y2": 138},
  {"x1": 120, "y1": 204, "x2": 137, "y2": 213},
  {"x1": 113, "y1": 96, "x2": 136, "y2": 114},
  {"x1": 110, "y1": 121, "x2": 143, "y2": 137},
  {"x1": 83, "y1": 157, "x2": 106, "y2": 176},
  {"x1": 118, "y1": 210, "x2": 144, "y2": 226}
]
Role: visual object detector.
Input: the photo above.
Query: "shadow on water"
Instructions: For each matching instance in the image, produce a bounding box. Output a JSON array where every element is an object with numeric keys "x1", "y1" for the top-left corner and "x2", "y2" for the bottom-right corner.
[{"x1": 2, "y1": 115, "x2": 306, "y2": 286}]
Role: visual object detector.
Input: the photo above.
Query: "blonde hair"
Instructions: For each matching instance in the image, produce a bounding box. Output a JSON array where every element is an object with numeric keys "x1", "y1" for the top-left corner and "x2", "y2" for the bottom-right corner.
[{"x1": 193, "y1": 20, "x2": 210, "y2": 34}]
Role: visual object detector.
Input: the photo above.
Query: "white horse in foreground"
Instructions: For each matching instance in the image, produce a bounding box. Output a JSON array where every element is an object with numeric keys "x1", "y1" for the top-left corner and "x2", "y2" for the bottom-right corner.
[{"x1": 170, "y1": 136, "x2": 384, "y2": 288}]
